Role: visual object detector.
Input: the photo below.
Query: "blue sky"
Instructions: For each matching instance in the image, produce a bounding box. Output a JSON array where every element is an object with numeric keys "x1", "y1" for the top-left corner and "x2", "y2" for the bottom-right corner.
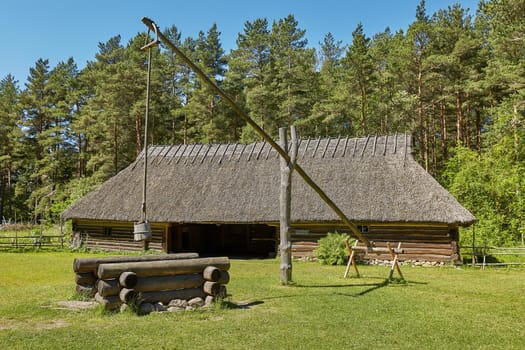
[{"x1": 1, "y1": 0, "x2": 479, "y2": 87}]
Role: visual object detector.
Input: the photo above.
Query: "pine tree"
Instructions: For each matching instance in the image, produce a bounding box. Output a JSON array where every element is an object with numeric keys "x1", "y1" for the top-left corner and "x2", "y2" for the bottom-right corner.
[
  {"x1": 342, "y1": 23, "x2": 376, "y2": 135},
  {"x1": 303, "y1": 32, "x2": 348, "y2": 136},
  {"x1": 270, "y1": 15, "x2": 317, "y2": 136},
  {"x1": 228, "y1": 18, "x2": 273, "y2": 141},
  {"x1": 0, "y1": 75, "x2": 22, "y2": 221}
]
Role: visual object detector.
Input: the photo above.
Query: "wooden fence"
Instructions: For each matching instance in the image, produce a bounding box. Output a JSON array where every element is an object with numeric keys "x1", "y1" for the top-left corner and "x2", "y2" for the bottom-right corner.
[
  {"x1": 0, "y1": 234, "x2": 65, "y2": 250},
  {"x1": 461, "y1": 245, "x2": 525, "y2": 269}
]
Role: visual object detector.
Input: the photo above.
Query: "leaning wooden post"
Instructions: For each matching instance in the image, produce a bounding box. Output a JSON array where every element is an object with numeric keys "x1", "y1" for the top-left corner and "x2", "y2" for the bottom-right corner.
[
  {"x1": 279, "y1": 126, "x2": 297, "y2": 284},
  {"x1": 387, "y1": 242, "x2": 404, "y2": 281},
  {"x1": 344, "y1": 239, "x2": 360, "y2": 278}
]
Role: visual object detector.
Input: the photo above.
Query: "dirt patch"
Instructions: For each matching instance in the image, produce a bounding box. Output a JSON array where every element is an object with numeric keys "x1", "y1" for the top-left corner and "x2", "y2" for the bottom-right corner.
[
  {"x1": 0, "y1": 319, "x2": 69, "y2": 330},
  {"x1": 54, "y1": 300, "x2": 98, "y2": 310}
]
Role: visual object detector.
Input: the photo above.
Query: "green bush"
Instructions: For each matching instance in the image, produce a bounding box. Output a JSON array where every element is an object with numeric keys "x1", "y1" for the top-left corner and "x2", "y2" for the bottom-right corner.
[{"x1": 314, "y1": 232, "x2": 352, "y2": 265}]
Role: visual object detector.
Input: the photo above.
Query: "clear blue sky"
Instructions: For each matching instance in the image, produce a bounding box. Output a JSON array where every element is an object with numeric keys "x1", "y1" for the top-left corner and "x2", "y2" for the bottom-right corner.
[{"x1": 1, "y1": 0, "x2": 479, "y2": 87}]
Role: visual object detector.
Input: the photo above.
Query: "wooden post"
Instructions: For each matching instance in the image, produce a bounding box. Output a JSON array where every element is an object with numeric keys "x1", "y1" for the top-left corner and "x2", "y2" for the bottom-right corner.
[
  {"x1": 387, "y1": 242, "x2": 404, "y2": 281},
  {"x1": 471, "y1": 224, "x2": 476, "y2": 265},
  {"x1": 344, "y1": 239, "x2": 360, "y2": 278},
  {"x1": 279, "y1": 126, "x2": 297, "y2": 284}
]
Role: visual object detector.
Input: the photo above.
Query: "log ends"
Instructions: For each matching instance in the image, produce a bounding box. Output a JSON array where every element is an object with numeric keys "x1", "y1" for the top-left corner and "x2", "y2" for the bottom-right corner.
[{"x1": 119, "y1": 271, "x2": 138, "y2": 289}]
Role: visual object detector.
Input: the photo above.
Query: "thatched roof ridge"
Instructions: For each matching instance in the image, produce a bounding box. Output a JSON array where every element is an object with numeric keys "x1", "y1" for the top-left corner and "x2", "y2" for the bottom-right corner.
[
  {"x1": 61, "y1": 134, "x2": 476, "y2": 226},
  {"x1": 134, "y1": 133, "x2": 412, "y2": 167}
]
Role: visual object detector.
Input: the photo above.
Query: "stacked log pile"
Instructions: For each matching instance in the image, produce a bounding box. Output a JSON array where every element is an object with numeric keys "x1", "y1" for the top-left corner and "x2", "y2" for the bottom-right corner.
[
  {"x1": 73, "y1": 254, "x2": 230, "y2": 314},
  {"x1": 73, "y1": 253, "x2": 199, "y2": 297}
]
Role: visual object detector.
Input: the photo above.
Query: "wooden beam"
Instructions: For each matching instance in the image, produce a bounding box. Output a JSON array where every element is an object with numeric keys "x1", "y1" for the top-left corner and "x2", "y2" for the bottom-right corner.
[
  {"x1": 97, "y1": 256, "x2": 230, "y2": 279},
  {"x1": 141, "y1": 17, "x2": 370, "y2": 246},
  {"x1": 344, "y1": 239, "x2": 360, "y2": 278},
  {"x1": 387, "y1": 242, "x2": 405, "y2": 281},
  {"x1": 279, "y1": 126, "x2": 297, "y2": 284},
  {"x1": 73, "y1": 252, "x2": 199, "y2": 273}
]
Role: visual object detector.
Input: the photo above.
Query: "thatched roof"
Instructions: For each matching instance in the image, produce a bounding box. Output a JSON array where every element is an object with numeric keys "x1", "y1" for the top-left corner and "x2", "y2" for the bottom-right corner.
[{"x1": 61, "y1": 134, "x2": 476, "y2": 226}]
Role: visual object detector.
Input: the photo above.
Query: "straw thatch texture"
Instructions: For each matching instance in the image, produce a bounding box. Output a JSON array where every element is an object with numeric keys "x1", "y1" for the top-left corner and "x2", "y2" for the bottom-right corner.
[{"x1": 61, "y1": 134, "x2": 475, "y2": 226}]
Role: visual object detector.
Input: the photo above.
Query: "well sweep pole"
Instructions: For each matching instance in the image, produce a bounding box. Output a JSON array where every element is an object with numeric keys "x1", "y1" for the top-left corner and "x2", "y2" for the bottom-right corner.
[{"x1": 141, "y1": 17, "x2": 370, "y2": 246}]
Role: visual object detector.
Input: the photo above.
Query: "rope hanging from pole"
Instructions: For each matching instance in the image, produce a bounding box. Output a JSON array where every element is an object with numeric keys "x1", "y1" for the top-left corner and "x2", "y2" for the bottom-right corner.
[{"x1": 134, "y1": 24, "x2": 159, "y2": 242}]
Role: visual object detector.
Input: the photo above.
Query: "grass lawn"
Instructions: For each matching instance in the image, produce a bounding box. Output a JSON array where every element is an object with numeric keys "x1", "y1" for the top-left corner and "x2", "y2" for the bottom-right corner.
[{"x1": 0, "y1": 251, "x2": 524, "y2": 349}]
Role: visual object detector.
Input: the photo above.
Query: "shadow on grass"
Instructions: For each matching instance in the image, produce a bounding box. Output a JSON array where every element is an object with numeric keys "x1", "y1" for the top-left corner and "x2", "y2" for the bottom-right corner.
[
  {"x1": 220, "y1": 300, "x2": 264, "y2": 309},
  {"x1": 293, "y1": 278, "x2": 427, "y2": 298},
  {"x1": 294, "y1": 279, "x2": 390, "y2": 297}
]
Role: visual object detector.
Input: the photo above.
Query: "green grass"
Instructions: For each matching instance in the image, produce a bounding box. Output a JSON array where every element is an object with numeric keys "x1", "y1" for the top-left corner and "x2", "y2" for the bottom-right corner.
[{"x1": 1, "y1": 252, "x2": 524, "y2": 349}]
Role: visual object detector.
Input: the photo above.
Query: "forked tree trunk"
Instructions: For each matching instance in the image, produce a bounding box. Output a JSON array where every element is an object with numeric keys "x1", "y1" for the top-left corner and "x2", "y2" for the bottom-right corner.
[{"x1": 279, "y1": 126, "x2": 297, "y2": 284}]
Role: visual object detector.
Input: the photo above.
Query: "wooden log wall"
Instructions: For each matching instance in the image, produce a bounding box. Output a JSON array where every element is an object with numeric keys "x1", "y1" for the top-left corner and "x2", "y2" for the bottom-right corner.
[
  {"x1": 360, "y1": 225, "x2": 459, "y2": 262},
  {"x1": 73, "y1": 254, "x2": 230, "y2": 313},
  {"x1": 73, "y1": 219, "x2": 164, "y2": 252},
  {"x1": 288, "y1": 223, "x2": 460, "y2": 262}
]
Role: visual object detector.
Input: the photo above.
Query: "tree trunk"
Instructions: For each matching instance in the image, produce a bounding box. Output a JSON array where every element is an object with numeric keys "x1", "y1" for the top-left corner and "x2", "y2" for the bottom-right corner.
[
  {"x1": 113, "y1": 121, "x2": 118, "y2": 175},
  {"x1": 360, "y1": 81, "x2": 367, "y2": 135},
  {"x1": 417, "y1": 57, "x2": 424, "y2": 162},
  {"x1": 440, "y1": 98, "x2": 448, "y2": 162},
  {"x1": 183, "y1": 114, "x2": 188, "y2": 145},
  {"x1": 119, "y1": 271, "x2": 138, "y2": 289},
  {"x1": 456, "y1": 91, "x2": 463, "y2": 145},
  {"x1": 203, "y1": 266, "x2": 221, "y2": 282},
  {"x1": 75, "y1": 272, "x2": 97, "y2": 285},
  {"x1": 279, "y1": 126, "x2": 297, "y2": 284},
  {"x1": 133, "y1": 274, "x2": 205, "y2": 292},
  {"x1": 97, "y1": 279, "x2": 120, "y2": 297},
  {"x1": 73, "y1": 252, "x2": 199, "y2": 273},
  {"x1": 97, "y1": 256, "x2": 230, "y2": 280},
  {"x1": 465, "y1": 93, "x2": 471, "y2": 148},
  {"x1": 475, "y1": 108, "x2": 482, "y2": 155},
  {"x1": 135, "y1": 113, "x2": 142, "y2": 156}
]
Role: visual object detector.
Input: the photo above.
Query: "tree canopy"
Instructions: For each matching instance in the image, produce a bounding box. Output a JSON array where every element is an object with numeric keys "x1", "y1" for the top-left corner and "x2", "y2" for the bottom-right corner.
[{"x1": 0, "y1": 0, "x2": 524, "y2": 246}]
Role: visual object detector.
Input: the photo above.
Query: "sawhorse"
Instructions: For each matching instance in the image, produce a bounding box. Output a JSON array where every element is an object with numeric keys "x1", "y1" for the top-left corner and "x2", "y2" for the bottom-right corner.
[{"x1": 344, "y1": 240, "x2": 404, "y2": 282}]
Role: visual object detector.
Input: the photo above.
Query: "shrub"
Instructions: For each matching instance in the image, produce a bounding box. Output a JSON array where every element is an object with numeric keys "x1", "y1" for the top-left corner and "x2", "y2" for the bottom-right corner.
[{"x1": 314, "y1": 232, "x2": 352, "y2": 265}]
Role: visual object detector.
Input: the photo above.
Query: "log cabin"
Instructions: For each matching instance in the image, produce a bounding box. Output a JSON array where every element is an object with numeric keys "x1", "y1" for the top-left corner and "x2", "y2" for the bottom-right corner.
[{"x1": 61, "y1": 134, "x2": 475, "y2": 263}]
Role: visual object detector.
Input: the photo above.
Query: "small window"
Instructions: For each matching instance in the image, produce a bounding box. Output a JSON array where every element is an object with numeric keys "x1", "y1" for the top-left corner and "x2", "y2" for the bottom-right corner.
[
  {"x1": 104, "y1": 227, "x2": 112, "y2": 236},
  {"x1": 357, "y1": 225, "x2": 369, "y2": 233}
]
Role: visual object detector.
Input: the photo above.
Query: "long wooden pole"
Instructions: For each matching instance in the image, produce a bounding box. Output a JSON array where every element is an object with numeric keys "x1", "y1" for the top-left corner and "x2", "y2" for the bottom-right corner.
[
  {"x1": 279, "y1": 127, "x2": 296, "y2": 283},
  {"x1": 141, "y1": 17, "x2": 370, "y2": 246}
]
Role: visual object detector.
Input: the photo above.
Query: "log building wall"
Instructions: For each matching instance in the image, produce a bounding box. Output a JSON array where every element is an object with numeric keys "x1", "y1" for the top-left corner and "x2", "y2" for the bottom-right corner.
[
  {"x1": 73, "y1": 219, "x2": 460, "y2": 262},
  {"x1": 289, "y1": 222, "x2": 460, "y2": 262},
  {"x1": 73, "y1": 220, "x2": 164, "y2": 251}
]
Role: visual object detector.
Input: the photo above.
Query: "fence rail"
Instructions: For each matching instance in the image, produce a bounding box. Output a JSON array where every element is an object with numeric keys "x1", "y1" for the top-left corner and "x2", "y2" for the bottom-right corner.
[
  {"x1": 0, "y1": 235, "x2": 65, "y2": 250},
  {"x1": 461, "y1": 245, "x2": 525, "y2": 269}
]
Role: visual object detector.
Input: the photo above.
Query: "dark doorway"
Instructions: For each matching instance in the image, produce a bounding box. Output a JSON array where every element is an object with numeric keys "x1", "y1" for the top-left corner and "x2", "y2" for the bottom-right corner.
[{"x1": 168, "y1": 224, "x2": 276, "y2": 257}]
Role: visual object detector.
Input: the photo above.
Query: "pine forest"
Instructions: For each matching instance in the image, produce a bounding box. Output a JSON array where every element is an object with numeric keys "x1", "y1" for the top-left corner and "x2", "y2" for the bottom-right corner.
[{"x1": 0, "y1": 0, "x2": 524, "y2": 247}]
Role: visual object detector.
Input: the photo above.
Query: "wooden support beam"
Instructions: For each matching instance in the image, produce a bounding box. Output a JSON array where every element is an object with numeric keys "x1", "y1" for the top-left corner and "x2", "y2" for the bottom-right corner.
[
  {"x1": 141, "y1": 17, "x2": 370, "y2": 246},
  {"x1": 279, "y1": 126, "x2": 298, "y2": 284},
  {"x1": 352, "y1": 246, "x2": 404, "y2": 254},
  {"x1": 344, "y1": 239, "x2": 360, "y2": 278},
  {"x1": 387, "y1": 242, "x2": 405, "y2": 281}
]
